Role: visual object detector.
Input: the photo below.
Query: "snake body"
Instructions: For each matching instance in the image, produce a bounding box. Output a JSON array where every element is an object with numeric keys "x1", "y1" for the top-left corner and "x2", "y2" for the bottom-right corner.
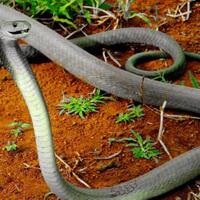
[{"x1": 0, "y1": 4, "x2": 200, "y2": 200}]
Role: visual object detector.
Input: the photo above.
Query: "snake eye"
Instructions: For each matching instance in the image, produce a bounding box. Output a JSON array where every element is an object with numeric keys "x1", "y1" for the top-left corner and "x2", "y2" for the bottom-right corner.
[{"x1": 12, "y1": 22, "x2": 17, "y2": 28}]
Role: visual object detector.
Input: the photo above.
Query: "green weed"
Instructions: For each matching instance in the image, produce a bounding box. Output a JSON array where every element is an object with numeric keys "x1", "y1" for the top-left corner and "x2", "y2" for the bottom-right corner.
[
  {"x1": 3, "y1": 141, "x2": 17, "y2": 152},
  {"x1": 109, "y1": 130, "x2": 160, "y2": 159},
  {"x1": 9, "y1": 0, "x2": 150, "y2": 28},
  {"x1": 116, "y1": 0, "x2": 151, "y2": 24},
  {"x1": 57, "y1": 89, "x2": 111, "y2": 118},
  {"x1": 188, "y1": 71, "x2": 199, "y2": 89},
  {"x1": 116, "y1": 105, "x2": 144, "y2": 123},
  {"x1": 9, "y1": 121, "x2": 31, "y2": 137},
  {"x1": 13, "y1": 0, "x2": 109, "y2": 28}
]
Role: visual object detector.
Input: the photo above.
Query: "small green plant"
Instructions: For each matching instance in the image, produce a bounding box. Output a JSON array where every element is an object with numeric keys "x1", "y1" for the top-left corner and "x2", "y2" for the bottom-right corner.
[
  {"x1": 116, "y1": 0, "x2": 151, "y2": 24},
  {"x1": 9, "y1": 121, "x2": 31, "y2": 137},
  {"x1": 3, "y1": 141, "x2": 18, "y2": 152},
  {"x1": 8, "y1": 0, "x2": 150, "y2": 29},
  {"x1": 188, "y1": 71, "x2": 199, "y2": 89},
  {"x1": 109, "y1": 130, "x2": 160, "y2": 159},
  {"x1": 116, "y1": 105, "x2": 144, "y2": 123},
  {"x1": 58, "y1": 97, "x2": 97, "y2": 118},
  {"x1": 57, "y1": 89, "x2": 111, "y2": 118},
  {"x1": 13, "y1": 0, "x2": 109, "y2": 28}
]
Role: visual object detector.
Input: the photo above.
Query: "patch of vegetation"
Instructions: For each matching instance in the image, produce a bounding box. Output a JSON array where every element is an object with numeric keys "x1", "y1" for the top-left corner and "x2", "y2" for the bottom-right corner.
[
  {"x1": 9, "y1": 121, "x2": 31, "y2": 137},
  {"x1": 116, "y1": 105, "x2": 144, "y2": 123},
  {"x1": 5, "y1": 0, "x2": 150, "y2": 28},
  {"x1": 13, "y1": 0, "x2": 103, "y2": 28},
  {"x1": 3, "y1": 141, "x2": 18, "y2": 152},
  {"x1": 188, "y1": 71, "x2": 199, "y2": 89},
  {"x1": 57, "y1": 89, "x2": 112, "y2": 118},
  {"x1": 109, "y1": 130, "x2": 160, "y2": 159},
  {"x1": 116, "y1": 0, "x2": 150, "y2": 24}
]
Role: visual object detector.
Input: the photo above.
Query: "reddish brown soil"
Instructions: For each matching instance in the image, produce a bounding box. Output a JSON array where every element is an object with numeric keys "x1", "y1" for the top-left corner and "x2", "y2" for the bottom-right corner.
[{"x1": 0, "y1": 0, "x2": 200, "y2": 199}]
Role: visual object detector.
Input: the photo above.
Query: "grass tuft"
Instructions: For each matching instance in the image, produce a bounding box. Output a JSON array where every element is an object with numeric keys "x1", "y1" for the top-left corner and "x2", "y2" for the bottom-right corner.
[
  {"x1": 109, "y1": 130, "x2": 160, "y2": 159},
  {"x1": 57, "y1": 89, "x2": 112, "y2": 118},
  {"x1": 116, "y1": 105, "x2": 144, "y2": 123},
  {"x1": 188, "y1": 71, "x2": 199, "y2": 89},
  {"x1": 9, "y1": 121, "x2": 31, "y2": 137},
  {"x1": 3, "y1": 141, "x2": 18, "y2": 152}
]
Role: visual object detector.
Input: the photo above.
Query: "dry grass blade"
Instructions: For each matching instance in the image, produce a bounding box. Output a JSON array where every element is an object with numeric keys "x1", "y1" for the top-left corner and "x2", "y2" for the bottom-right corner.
[
  {"x1": 55, "y1": 154, "x2": 91, "y2": 188},
  {"x1": 166, "y1": 0, "x2": 195, "y2": 21},
  {"x1": 95, "y1": 150, "x2": 122, "y2": 160}
]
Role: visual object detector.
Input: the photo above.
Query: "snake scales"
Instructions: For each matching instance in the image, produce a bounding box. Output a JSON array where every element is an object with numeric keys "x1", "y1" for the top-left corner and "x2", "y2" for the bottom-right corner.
[{"x1": 0, "y1": 4, "x2": 200, "y2": 200}]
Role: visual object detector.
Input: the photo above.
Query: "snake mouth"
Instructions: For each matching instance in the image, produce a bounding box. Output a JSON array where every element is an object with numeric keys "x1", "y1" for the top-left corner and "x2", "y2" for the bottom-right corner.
[{"x1": 8, "y1": 28, "x2": 30, "y2": 35}]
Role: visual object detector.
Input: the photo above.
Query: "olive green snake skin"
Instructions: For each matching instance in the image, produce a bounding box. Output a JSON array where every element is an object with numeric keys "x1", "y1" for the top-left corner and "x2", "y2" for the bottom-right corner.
[{"x1": 0, "y1": 4, "x2": 200, "y2": 200}]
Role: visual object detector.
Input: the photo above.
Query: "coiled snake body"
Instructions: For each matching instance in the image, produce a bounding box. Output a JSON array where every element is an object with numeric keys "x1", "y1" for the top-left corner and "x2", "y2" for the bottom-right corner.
[{"x1": 0, "y1": 4, "x2": 199, "y2": 200}]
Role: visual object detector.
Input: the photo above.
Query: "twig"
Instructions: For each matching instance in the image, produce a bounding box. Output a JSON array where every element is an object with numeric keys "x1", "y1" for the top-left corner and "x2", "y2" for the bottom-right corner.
[
  {"x1": 65, "y1": 24, "x2": 88, "y2": 39},
  {"x1": 166, "y1": 0, "x2": 195, "y2": 21},
  {"x1": 95, "y1": 150, "x2": 122, "y2": 160},
  {"x1": 83, "y1": 6, "x2": 116, "y2": 20},
  {"x1": 14, "y1": 183, "x2": 21, "y2": 192},
  {"x1": 102, "y1": 49, "x2": 121, "y2": 67},
  {"x1": 55, "y1": 153, "x2": 91, "y2": 188},
  {"x1": 166, "y1": 11, "x2": 192, "y2": 18},
  {"x1": 159, "y1": 139, "x2": 173, "y2": 160},
  {"x1": 156, "y1": 101, "x2": 173, "y2": 160},
  {"x1": 58, "y1": 23, "x2": 69, "y2": 34},
  {"x1": 145, "y1": 105, "x2": 200, "y2": 121},
  {"x1": 23, "y1": 162, "x2": 40, "y2": 170},
  {"x1": 106, "y1": 50, "x2": 122, "y2": 67},
  {"x1": 164, "y1": 114, "x2": 200, "y2": 120},
  {"x1": 102, "y1": 49, "x2": 108, "y2": 63},
  {"x1": 157, "y1": 101, "x2": 167, "y2": 141}
]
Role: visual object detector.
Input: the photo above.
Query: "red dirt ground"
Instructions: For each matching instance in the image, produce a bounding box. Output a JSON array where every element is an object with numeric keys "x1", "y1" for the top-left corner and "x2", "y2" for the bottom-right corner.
[{"x1": 0, "y1": 0, "x2": 199, "y2": 199}]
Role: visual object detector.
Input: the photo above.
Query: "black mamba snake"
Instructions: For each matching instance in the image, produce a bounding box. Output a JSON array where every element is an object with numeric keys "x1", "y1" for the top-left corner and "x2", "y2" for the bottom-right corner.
[{"x1": 0, "y1": 4, "x2": 200, "y2": 200}]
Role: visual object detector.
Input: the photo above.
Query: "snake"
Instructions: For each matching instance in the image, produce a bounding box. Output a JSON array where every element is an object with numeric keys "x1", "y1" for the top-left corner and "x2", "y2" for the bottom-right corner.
[{"x1": 0, "y1": 4, "x2": 200, "y2": 200}]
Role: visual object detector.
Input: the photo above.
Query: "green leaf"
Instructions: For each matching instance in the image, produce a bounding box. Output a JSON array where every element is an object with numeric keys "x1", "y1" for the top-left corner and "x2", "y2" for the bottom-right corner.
[
  {"x1": 53, "y1": 16, "x2": 77, "y2": 29},
  {"x1": 21, "y1": 123, "x2": 31, "y2": 129},
  {"x1": 10, "y1": 128, "x2": 22, "y2": 137},
  {"x1": 109, "y1": 130, "x2": 160, "y2": 160},
  {"x1": 129, "y1": 12, "x2": 151, "y2": 25},
  {"x1": 188, "y1": 71, "x2": 199, "y2": 89},
  {"x1": 99, "y1": 3, "x2": 113, "y2": 10},
  {"x1": 84, "y1": 10, "x2": 92, "y2": 24},
  {"x1": 3, "y1": 141, "x2": 17, "y2": 151}
]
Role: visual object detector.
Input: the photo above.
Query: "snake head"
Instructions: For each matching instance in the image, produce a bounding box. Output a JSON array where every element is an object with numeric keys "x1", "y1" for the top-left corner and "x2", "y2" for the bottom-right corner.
[{"x1": 0, "y1": 20, "x2": 31, "y2": 40}]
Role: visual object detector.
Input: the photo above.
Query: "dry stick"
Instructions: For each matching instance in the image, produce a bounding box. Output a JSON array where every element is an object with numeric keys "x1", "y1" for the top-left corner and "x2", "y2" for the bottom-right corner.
[
  {"x1": 55, "y1": 153, "x2": 91, "y2": 188},
  {"x1": 102, "y1": 49, "x2": 121, "y2": 67},
  {"x1": 166, "y1": 0, "x2": 193, "y2": 21},
  {"x1": 58, "y1": 23, "x2": 69, "y2": 34},
  {"x1": 145, "y1": 105, "x2": 200, "y2": 121},
  {"x1": 164, "y1": 114, "x2": 200, "y2": 120},
  {"x1": 83, "y1": 6, "x2": 116, "y2": 20},
  {"x1": 157, "y1": 101, "x2": 167, "y2": 140},
  {"x1": 106, "y1": 50, "x2": 122, "y2": 67},
  {"x1": 93, "y1": 17, "x2": 110, "y2": 26},
  {"x1": 65, "y1": 24, "x2": 88, "y2": 39},
  {"x1": 14, "y1": 183, "x2": 21, "y2": 192},
  {"x1": 23, "y1": 162, "x2": 40, "y2": 170},
  {"x1": 157, "y1": 101, "x2": 173, "y2": 160},
  {"x1": 102, "y1": 49, "x2": 108, "y2": 63},
  {"x1": 95, "y1": 150, "x2": 122, "y2": 160},
  {"x1": 166, "y1": 11, "x2": 192, "y2": 18}
]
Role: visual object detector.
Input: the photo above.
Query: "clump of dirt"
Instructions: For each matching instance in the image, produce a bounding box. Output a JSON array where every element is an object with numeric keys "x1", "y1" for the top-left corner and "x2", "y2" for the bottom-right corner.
[{"x1": 0, "y1": 0, "x2": 199, "y2": 199}]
